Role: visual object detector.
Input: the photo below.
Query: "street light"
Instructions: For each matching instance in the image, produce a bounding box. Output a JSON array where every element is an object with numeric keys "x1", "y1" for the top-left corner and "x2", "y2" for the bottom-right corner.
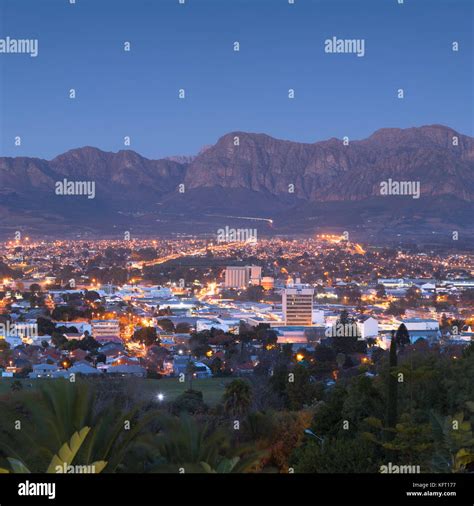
[
  {"x1": 304, "y1": 429, "x2": 325, "y2": 446},
  {"x1": 157, "y1": 393, "x2": 164, "y2": 402}
]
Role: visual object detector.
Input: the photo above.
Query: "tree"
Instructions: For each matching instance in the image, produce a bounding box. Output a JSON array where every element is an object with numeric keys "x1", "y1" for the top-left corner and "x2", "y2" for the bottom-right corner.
[
  {"x1": 381, "y1": 413, "x2": 434, "y2": 468},
  {"x1": 376, "y1": 284, "x2": 386, "y2": 298},
  {"x1": 150, "y1": 414, "x2": 261, "y2": 473},
  {"x1": 314, "y1": 345, "x2": 336, "y2": 363},
  {"x1": 158, "y1": 319, "x2": 175, "y2": 333},
  {"x1": 175, "y1": 322, "x2": 191, "y2": 334},
  {"x1": 222, "y1": 379, "x2": 252, "y2": 418},
  {"x1": 331, "y1": 310, "x2": 365, "y2": 354},
  {"x1": 386, "y1": 331, "x2": 398, "y2": 440},
  {"x1": 430, "y1": 411, "x2": 474, "y2": 473},
  {"x1": 132, "y1": 327, "x2": 159, "y2": 347},
  {"x1": 293, "y1": 436, "x2": 379, "y2": 473},
  {"x1": 37, "y1": 317, "x2": 56, "y2": 336},
  {"x1": 386, "y1": 301, "x2": 406, "y2": 317},
  {"x1": 51, "y1": 332, "x2": 67, "y2": 348},
  {"x1": 79, "y1": 334, "x2": 100, "y2": 352},
  {"x1": 0, "y1": 380, "x2": 160, "y2": 472},
  {"x1": 209, "y1": 356, "x2": 224, "y2": 376},
  {"x1": 29, "y1": 283, "x2": 41, "y2": 293},
  {"x1": 84, "y1": 291, "x2": 100, "y2": 302},
  {"x1": 170, "y1": 390, "x2": 207, "y2": 415},
  {"x1": 395, "y1": 323, "x2": 410, "y2": 348},
  {"x1": 405, "y1": 286, "x2": 420, "y2": 303},
  {"x1": 10, "y1": 380, "x2": 23, "y2": 392},
  {"x1": 239, "y1": 285, "x2": 264, "y2": 302},
  {"x1": 286, "y1": 365, "x2": 319, "y2": 410},
  {"x1": 0, "y1": 427, "x2": 107, "y2": 474}
]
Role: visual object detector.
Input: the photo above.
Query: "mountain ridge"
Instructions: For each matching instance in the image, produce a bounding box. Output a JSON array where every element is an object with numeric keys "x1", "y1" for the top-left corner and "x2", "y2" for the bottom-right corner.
[{"x1": 0, "y1": 124, "x2": 473, "y2": 238}]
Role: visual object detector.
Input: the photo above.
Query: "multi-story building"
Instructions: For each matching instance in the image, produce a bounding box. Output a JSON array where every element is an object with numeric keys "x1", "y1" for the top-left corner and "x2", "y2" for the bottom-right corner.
[
  {"x1": 91, "y1": 319, "x2": 120, "y2": 341},
  {"x1": 282, "y1": 286, "x2": 314, "y2": 326},
  {"x1": 224, "y1": 266, "x2": 250, "y2": 289}
]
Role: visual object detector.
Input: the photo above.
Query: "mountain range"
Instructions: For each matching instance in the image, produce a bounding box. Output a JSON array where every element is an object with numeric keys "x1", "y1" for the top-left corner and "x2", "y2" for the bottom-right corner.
[{"x1": 0, "y1": 124, "x2": 473, "y2": 242}]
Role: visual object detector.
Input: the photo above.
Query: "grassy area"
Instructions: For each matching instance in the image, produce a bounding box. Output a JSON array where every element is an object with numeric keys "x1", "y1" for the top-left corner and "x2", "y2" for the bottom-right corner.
[
  {"x1": 0, "y1": 376, "x2": 234, "y2": 406},
  {"x1": 0, "y1": 378, "x2": 47, "y2": 394},
  {"x1": 141, "y1": 377, "x2": 234, "y2": 405}
]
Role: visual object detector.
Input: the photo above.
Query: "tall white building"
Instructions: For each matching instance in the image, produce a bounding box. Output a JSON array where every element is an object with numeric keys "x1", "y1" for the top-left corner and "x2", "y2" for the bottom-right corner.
[
  {"x1": 224, "y1": 267, "x2": 249, "y2": 288},
  {"x1": 282, "y1": 286, "x2": 314, "y2": 326},
  {"x1": 224, "y1": 265, "x2": 260, "y2": 288}
]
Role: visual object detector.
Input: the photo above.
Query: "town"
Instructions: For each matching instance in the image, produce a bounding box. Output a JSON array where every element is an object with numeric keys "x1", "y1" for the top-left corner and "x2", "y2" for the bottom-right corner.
[
  {"x1": 0, "y1": 234, "x2": 473, "y2": 475},
  {"x1": 0, "y1": 235, "x2": 472, "y2": 383}
]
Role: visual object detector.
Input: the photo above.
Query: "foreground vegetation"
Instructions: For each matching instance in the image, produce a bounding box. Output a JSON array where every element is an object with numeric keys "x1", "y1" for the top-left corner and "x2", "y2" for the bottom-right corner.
[{"x1": 0, "y1": 342, "x2": 473, "y2": 473}]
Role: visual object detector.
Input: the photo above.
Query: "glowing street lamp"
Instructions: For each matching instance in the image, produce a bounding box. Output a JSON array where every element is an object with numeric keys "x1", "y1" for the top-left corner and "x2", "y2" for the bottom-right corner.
[{"x1": 304, "y1": 429, "x2": 325, "y2": 447}]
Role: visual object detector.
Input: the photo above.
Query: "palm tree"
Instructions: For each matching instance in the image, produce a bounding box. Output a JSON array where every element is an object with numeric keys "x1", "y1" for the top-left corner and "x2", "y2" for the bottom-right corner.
[
  {"x1": 0, "y1": 427, "x2": 106, "y2": 473},
  {"x1": 149, "y1": 413, "x2": 262, "y2": 473},
  {"x1": 10, "y1": 380, "x2": 23, "y2": 392},
  {"x1": 222, "y1": 379, "x2": 252, "y2": 418},
  {"x1": 0, "y1": 380, "x2": 160, "y2": 472},
  {"x1": 430, "y1": 411, "x2": 474, "y2": 472}
]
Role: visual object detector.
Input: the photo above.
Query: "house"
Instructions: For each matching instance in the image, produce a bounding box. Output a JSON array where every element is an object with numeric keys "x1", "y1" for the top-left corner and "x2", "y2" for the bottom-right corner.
[
  {"x1": 173, "y1": 355, "x2": 193, "y2": 376},
  {"x1": 107, "y1": 364, "x2": 146, "y2": 377},
  {"x1": 193, "y1": 362, "x2": 212, "y2": 378},
  {"x1": 69, "y1": 349, "x2": 88, "y2": 362},
  {"x1": 110, "y1": 355, "x2": 139, "y2": 367},
  {"x1": 41, "y1": 348, "x2": 62, "y2": 363},
  {"x1": 31, "y1": 335, "x2": 52, "y2": 347},
  {"x1": 67, "y1": 363, "x2": 102, "y2": 376},
  {"x1": 29, "y1": 363, "x2": 59, "y2": 378},
  {"x1": 99, "y1": 342, "x2": 125, "y2": 354},
  {"x1": 235, "y1": 362, "x2": 254, "y2": 376}
]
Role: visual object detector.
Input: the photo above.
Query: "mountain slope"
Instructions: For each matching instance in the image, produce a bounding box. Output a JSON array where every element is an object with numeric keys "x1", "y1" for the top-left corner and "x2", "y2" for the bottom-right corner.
[{"x1": 0, "y1": 124, "x2": 472, "y2": 238}]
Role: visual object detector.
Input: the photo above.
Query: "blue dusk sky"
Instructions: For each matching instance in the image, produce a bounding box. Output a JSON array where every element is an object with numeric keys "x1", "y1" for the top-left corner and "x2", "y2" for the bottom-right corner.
[{"x1": 0, "y1": 0, "x2": 472, "y2": 159}]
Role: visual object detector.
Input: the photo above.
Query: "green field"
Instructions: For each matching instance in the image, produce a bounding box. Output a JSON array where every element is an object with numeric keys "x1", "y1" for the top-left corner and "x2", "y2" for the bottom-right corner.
[
  {"x1": 140, "y1": 377, "x2": 234, "y2": 405},
  {"x1": 0, "y1": 376, "x2": 234, "y2": 406}
]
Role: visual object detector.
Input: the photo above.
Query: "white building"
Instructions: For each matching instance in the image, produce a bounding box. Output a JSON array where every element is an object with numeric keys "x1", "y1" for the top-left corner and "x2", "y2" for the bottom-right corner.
[
  {"x1": 92, "y1": 319, "x2": 120, "y2": 339},
  {"x1": 312, "y1": 310, "x2": 325, "y2": 325},
  {"x1": 356, "y1": 316, "x2": 379, "y2": 339},
  {"x1": 224, "y1": 266, "x2": 250, "y2": 289},
  {"x1": 29, "y1": 363, "x2": 59, "y2": 379},
  {"x1": 196, "y1": 319, "x2": 229, "y2": 333},
  {"x1": 401, "y1": 318, "x2": 439, "y2": 331},
  {"x1": 282, "y1": 286, "x2": 314, "y2": 326}
]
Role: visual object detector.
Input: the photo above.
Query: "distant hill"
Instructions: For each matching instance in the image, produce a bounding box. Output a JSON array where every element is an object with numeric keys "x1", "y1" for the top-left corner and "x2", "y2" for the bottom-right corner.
[{"x1": 0, "y1": 125, "x2": 473, "y2": 241}]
